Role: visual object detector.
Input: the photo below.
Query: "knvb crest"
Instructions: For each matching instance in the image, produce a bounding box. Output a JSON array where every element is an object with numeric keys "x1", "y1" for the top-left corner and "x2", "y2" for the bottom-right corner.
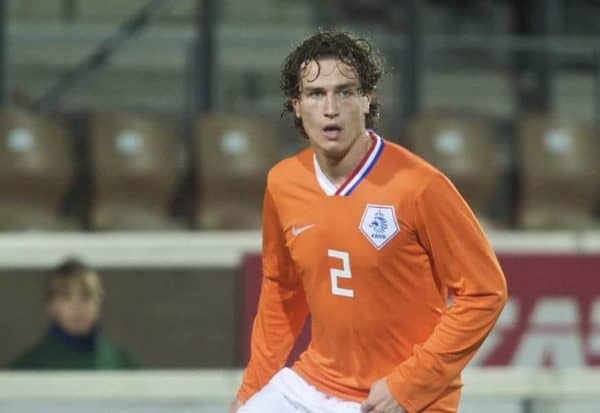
[{"x1": 359, "y1": 204, "x2": 400, "y2": 249}]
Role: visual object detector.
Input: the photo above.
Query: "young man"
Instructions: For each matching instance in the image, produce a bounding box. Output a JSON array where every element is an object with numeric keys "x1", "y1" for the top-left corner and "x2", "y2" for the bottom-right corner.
[
  {"x1": 9, "y1": 258, "x2": 139, "y2": 369},
  {"x1": 231, "y1": 30, "x2": 507, "y2": 413}
]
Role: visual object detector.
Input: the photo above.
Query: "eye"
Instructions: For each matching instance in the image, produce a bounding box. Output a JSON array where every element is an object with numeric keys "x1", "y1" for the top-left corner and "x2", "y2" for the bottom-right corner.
[
  {"x1": 308, "y1": 90, "x2": 325, "y2": 97},
  {"x1": 338, "y1": 89, "x2": 355, "y2": 97}
]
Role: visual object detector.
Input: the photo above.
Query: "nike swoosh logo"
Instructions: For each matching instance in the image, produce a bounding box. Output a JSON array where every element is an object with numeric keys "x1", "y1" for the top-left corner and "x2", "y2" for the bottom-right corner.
[{"x1": 291, "y1": 224, "x2": 315, "y2": 236}]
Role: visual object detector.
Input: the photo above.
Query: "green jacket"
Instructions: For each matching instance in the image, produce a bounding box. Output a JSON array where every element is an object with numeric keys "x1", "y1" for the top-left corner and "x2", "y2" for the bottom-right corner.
[{"x1": 9, "y1": 329, "x2": 140, "y2": 370}]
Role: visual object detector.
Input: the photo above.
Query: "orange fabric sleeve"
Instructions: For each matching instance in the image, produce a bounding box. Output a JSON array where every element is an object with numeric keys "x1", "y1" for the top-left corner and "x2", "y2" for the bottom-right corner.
[
  {"x1": 386, "y1": 173, "x2": 508, "y2": 412},
  {"x1": 237, "y1": 185, "x2": 309, "y2": 403}
]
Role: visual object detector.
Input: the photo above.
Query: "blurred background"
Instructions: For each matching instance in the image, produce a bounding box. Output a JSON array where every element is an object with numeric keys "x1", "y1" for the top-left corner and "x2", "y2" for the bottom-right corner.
[{"x1": 0, "y1": 0, "x2": 599, "y2": 412}]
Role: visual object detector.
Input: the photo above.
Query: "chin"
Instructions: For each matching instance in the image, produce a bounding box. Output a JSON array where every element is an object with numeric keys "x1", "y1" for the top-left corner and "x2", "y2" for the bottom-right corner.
[
  {"x1": 321, "y1": 143, "x2": 349, "y2": 159},
  {"x1": 309, "y1": 134, "x2": 348, "y2": 156}
]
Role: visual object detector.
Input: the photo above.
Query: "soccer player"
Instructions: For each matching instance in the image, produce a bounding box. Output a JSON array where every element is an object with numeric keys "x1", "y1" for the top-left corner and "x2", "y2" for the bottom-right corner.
[{"x1": 230, "y1": 30, "x2": 507, "y2": 413}]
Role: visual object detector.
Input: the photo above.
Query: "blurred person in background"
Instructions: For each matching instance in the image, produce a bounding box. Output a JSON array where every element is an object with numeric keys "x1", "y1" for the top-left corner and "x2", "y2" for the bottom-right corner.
[
  {"x1": 9, "y1": 258, "x2": 139, "y2": 370},
  {"x1": 231, "y1": 30, "x2": 507, "y2": 413}
]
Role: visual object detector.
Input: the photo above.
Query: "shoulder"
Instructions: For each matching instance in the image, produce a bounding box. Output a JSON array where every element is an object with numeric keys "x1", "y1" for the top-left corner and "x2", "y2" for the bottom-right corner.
[
  {"x1": 266, "y1": 147, "x2": 313, "y2": 192},
  {"x1": 7, "y1": 335, "x2": 55, "y2": 369},
  {"x1": 382, "y1": 139, "x2": 436, "y2": 173},
  {"x1": 380, "y1": 138, "x2": 447, "y2": 196},
  {"x1": 97, "y1": 334, "x2": 141, "y2": 368},
  {"x1": 96, "y1": 334, "x2": 124, "y2": 354},
  {"x1": 8, "y1": 348, "x2": 39, "y2": 369}
]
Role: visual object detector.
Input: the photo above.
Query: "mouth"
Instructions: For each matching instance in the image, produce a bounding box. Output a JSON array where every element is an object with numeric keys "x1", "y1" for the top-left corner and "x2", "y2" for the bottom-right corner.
[{"x1": 322, "y1": 124, "x2": 342, "y2": 140}]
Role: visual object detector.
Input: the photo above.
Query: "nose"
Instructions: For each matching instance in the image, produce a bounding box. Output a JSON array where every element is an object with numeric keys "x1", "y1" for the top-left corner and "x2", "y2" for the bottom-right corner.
[{"x1": 324, "y1": 93, "x2": 339, "y2": 118}]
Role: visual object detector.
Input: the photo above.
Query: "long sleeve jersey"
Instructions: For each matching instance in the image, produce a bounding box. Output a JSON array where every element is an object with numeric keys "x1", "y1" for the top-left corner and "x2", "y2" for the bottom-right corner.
[{"x1": 238, "y1": 132, "x2": 507, "y2": 412}]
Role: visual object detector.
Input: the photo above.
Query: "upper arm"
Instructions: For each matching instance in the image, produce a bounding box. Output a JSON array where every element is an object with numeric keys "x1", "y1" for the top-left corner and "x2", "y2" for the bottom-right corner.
[
  {"x1": 414, "y1": 173, "x2": 505, "y2": 294},
  {"x1": 261, "y1": 181, "x2": 299, "y2": 288}
]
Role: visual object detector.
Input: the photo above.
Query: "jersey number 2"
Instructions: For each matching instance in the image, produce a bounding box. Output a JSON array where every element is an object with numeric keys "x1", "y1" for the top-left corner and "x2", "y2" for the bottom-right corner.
[{"x1": 328, "y1": 249, "x2": 354, "y2": 297}]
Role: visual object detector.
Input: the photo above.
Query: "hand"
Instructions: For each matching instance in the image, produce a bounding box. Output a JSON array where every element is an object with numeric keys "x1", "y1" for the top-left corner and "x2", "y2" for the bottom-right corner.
[
  {"x1": 360, "y1": 378, "x2": 407, "y2": 413},
  {"x1": 228, "y1": 398, "x2": 243, "y2": 413}
]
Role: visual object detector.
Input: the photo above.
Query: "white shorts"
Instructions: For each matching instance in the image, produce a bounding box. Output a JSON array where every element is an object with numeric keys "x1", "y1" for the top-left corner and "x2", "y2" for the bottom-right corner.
[{"x1": 238, "y1": 368, "x2": 362, "y2": 413}]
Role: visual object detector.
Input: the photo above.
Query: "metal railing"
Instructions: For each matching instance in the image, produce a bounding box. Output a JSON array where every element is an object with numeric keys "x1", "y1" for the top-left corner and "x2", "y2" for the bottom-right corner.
[{"x1": 0, "y1": 368, "x2": 599, "y2": 413}]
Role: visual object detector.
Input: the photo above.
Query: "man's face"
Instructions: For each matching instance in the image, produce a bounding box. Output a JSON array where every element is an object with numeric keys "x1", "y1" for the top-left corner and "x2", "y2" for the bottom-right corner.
[
  {"x1": 292, "y1": 58, "x2": 371, "y2": 159},
  {"x1": 48, "y1": 283, "x2": 101, "y2": 336}
]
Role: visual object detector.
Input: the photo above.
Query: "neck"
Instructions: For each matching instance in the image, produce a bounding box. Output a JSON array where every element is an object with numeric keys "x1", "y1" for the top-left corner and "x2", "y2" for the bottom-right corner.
[
  {"x1": 49, "y1": 323, "x2": 99, "y2": 351},
  {"x1": 315, "y1": 130, "x2": 371, "y2": 186}
]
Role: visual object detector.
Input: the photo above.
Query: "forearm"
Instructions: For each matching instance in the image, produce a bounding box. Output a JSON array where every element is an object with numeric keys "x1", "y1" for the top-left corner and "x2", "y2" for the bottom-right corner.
[
  {"x1": 238, "y1": 277, "x2": 308, "y2": 402},
  {"x1": 387, "y1": 289, "x2": 507, "y2": 412}
]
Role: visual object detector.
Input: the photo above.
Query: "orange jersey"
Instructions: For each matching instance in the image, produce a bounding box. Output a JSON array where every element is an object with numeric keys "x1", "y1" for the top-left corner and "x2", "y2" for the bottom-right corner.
[{"x1": 238, "y1": 132, "x2": 507, "y2": 412}]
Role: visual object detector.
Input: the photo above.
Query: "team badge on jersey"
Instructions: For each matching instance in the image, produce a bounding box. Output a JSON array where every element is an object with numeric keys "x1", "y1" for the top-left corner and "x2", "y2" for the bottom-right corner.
[{"x1": 359, "y1": 204, "x2": 400, "y2": 249}]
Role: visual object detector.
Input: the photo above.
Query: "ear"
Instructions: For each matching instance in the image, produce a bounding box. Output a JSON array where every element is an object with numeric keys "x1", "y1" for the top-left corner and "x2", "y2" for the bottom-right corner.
[
  {"x1": 292, "y1": 98, "x2": 301, "y2": 118},
  {"x1": 363, "y1": 94, "x2": 372, "y2": 115}
]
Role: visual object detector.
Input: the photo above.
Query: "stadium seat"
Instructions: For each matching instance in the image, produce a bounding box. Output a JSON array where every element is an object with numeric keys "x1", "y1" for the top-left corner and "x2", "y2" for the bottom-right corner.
[
  {"x1": 89, "y1": 112, "x2": 183, "y2": 230},
  {"x1": 195, "y1": 113, "x2": 282, "y2": 229},
  {"x1": 516, "y1": 115, "x2": 600, "y2": 230},
  {"x1": 0, "y1": 110, "x2": 76, "y2": 230},
  {"x1": 407, "y1": 113, "x2": 503, "y2": 228}
]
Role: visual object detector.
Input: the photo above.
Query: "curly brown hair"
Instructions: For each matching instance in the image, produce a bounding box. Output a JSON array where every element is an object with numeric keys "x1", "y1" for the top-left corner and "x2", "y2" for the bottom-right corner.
[{"x1": 281, "y1": 30, "x2": 384, "y2": 138}]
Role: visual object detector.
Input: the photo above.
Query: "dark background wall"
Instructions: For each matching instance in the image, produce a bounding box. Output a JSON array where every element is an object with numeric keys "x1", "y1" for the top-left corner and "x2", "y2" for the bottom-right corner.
[{"x1": 0, "y1": 267, "x2": 240, "y2": 369}]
